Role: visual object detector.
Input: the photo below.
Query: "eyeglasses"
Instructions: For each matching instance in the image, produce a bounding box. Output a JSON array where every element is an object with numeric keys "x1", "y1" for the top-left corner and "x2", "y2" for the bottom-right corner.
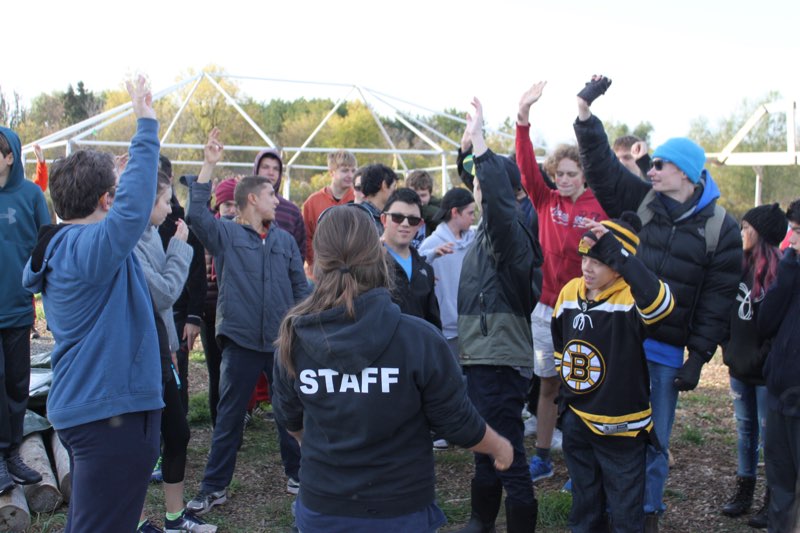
[
  {"x1": 386, "y1": 212, "x2": 423, "y2": 226},
  {"x1": 651, "y1": 159, "x2": 668, "y2": 171}
]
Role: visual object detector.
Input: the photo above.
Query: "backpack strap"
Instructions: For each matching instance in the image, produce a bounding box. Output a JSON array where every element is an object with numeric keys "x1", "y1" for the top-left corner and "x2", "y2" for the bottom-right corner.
[
  {"x1": 636, "y1": 189, "x2": 658, "y2": 227},
  {"x1": 705, "y1": 204, "x2": 726, "y2": 256}
]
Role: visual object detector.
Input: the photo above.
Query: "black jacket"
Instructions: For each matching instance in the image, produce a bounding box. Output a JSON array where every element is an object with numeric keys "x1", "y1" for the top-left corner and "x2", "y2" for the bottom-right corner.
[
  {"x1": 574, "y1": 115, "x2": 742, "y2": 360},
  {"x1": 457, "y1": 150, "x2": 542, "y2": 367},
  {"x1": 388, "y1": 246, "x2": 441, "y2": 329},
  {"x1": 722, "y1": 267, "x2": 770, "y2": 385},
  {"x1": 758, "y1": 249, "x2": 800, "y2": 415},
  {"x1": 272, "y1": 288, "x2": 485, "y2": 518},
  {"x1": 159, "y1": 193, "x2": 208, "y2": 329}
]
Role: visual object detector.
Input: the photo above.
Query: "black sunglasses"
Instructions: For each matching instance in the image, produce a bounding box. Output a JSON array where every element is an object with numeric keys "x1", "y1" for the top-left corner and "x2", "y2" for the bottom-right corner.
[
  {"x1": 386, "y1": 212, "x2": 422, "y2": 226},
  {"x1": 651, "y1": 159, "x2": 668, "y2": 171}
]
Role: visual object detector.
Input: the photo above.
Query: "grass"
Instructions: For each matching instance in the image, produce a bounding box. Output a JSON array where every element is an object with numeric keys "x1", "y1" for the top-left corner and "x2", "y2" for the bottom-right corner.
[{"x1": 679, "y1": 425, "x2": 705, "y2": 445}]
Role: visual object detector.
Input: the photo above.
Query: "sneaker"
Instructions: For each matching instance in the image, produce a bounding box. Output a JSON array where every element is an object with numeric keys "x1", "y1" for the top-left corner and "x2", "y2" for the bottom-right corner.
[
  {"x1": 165, "y1": 510, "x2": 218, "y2": 532},
  {"x1": 138, "y1": 520, "x2": 165, "y2": 533},
  {"x1": 6, "y1": 451, "x2": 42, "y2": 485},
  {"x1": 243, "y1": 411, "x2": 253, "y2": 428},
  {"x1": 0, "y1": 460, "x2": 14, "y2": 495},
  {"x1": 287, "y1": 477, "x2": 300, "y2": 495},
  {"x1": 561, "y1": 478, "x2": 572, "y2": 493},
  {"x1": 186, "y1": 489, "x2": 227, "y2": 516},
  {"x1": 151, "y1": 455, "x2": 163, "y2": 483},
  {"x1": 528, "y1": 455, "x2": 553, "y2": 482},
  {"x1": 433, "y1": 439, "x2": 449, "y2": 450}
]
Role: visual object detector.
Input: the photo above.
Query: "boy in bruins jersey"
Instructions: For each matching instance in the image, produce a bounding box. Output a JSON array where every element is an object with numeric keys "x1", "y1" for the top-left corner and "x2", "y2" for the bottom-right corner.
[{"x1": 552, "y1": 211, "x2": 674, "y2": 533}]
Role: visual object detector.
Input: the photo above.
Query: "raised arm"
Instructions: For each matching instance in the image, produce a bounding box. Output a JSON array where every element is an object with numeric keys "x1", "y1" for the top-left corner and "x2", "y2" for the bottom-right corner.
[
  {"x1": 572, "y1": 76, "x2": 650, "y2": 217},
  {"x1": 78, "y1": 76, "x2": 159, "y2": 279},
  {"x1": 187, "y1": 129, "x2": 227, "y2": 255},
  {"x1": 468, "y1": 98, "x2": 524, "y2": 264},
  {"x1": 516, "y1": 82, "x2": 550, "y2": 206}
]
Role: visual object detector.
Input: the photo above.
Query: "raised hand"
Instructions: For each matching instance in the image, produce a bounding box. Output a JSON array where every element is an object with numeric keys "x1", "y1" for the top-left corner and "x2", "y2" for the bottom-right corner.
[
  {"x1": 204, "y1": 127, "x2": 224, "y2": 166},
  {"x1": 631, "y1": 141, "x2": 649, "y2": 161},
  {"x1": 577, "y1": 74, "x2": 612, "y2": 107},
  {"x1": 466, "y1": 97, "x2": 488, "y2": 157},
  {"x1": 113, "y1": 153, "x2": 129, "y2": 177},
  {"x1": 518, "y1": 81, "x2": 547, "y2": 125},
  {"x1": 125, "y1": 75, "x2": 156, "y2": 120},
  {"x1": 33, "y1": 144, "x2": 45, "y2": 164}
]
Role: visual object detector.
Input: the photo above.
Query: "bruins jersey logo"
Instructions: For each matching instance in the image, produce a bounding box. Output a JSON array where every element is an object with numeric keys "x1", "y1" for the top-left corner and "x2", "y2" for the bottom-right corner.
[{"x1": 557, "y1": 340, "x2": 606, "y2": 394}]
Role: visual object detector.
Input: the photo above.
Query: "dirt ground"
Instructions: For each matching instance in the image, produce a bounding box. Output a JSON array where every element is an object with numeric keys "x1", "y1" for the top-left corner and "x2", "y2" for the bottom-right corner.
[{"x1": 27, "y1": 325, "x2": 761, "y2": 532}]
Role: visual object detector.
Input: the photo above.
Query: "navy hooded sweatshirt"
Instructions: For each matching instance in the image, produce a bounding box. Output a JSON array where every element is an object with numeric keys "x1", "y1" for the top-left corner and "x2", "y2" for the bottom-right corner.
[
  {"x1": 272, "y1": 288, "x2": 486, "y2": 519},
  {"x1": 0, "y1": 126, "x2": 50, "y2": 328}
]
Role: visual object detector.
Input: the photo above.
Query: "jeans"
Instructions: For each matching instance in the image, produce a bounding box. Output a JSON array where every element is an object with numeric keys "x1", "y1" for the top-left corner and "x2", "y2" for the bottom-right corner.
[
  {"x1": 729, "y1": 377, "x2": 767, "y2": 478},
  {"x1": 200, "y1": 317, "x2": 222, "y2": 427},
  {"x1": 464, "y1": 365, "x2": 534, "y2": 506},
  {"x1": 201, "y1": 341, "x2": 300, "y2": 493},
  {"x1": 644, "y1": 360, "x2": 679, "y2": 515},
  {"x1": 562, "y1": 409, "x2": 647, "y2": 533},
  {"x1": 0, "y1": 327, "x2": 30, "y2": 453},
  {"x1": 59, "y1": 410, "x2": 161, "y2": 533}
]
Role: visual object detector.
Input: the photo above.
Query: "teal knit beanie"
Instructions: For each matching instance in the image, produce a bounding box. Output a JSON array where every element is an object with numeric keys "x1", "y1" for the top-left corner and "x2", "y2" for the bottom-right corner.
[{"x1": 652, "y1": 137, "x2": 706, "y2": 183}]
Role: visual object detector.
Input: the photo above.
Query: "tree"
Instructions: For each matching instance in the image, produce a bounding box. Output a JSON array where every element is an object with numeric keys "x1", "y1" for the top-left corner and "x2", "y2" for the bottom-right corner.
[
  {"x1": 603, "y1": 119, "x2": 654, "y2": 145},
  {"x1": 62, "y1": 81, "x2": 104, "y2": 124},
  {"x1": 689, "y1": 91, "x2": 799, "y2": 218}
]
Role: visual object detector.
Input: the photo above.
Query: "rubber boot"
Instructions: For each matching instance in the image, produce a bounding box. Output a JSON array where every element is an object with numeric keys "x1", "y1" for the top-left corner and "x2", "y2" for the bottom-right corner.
[
  {"x1": 747, "y1": 488, "x2": 769, "y2": 529},
  {"x1": 722, "y1": 475, "x2": 755, "y2": 517},
  {"x1": 505, "y1": 498, "x2": 538, "y2": 533},
  {"x1": 454, "y1": 479, "x2": 503, "y2": 533}
]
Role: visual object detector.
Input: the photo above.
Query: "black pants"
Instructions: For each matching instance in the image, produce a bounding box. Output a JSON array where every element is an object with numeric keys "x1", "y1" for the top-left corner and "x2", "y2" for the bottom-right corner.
[
  {"x1": 59, "y1": 410, "x2": 161, "y2": 533},
  {"x1": 0, "y1": 327, "x2": 31, "y2": 454},
  {"x1": 765, "y1": 405, "x2": 800, "y2": 532},
  {"x1": 173, "y1": 316, "x2": 190, "y2": 414},
  {"x1": 161, "y1": 376, "x2": 190, "y2": 484},
  {"x1": 200, "y1": 316, "x2": 222, "y2": 427},
  {"x1": 562, "y1": 409, "x2": 647, "y2": 533}
]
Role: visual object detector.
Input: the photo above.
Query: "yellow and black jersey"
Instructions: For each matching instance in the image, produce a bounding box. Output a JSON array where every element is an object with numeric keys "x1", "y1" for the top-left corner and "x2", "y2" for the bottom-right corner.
[{"x1": 552, "y1": 258, "x2": 674, "y2": 438}]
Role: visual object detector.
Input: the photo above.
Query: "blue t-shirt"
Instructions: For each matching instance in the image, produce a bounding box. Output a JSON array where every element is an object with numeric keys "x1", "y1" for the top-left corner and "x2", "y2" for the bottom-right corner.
[{"x1": 387, "y1": 248, "x2": 412, "y2": 281}]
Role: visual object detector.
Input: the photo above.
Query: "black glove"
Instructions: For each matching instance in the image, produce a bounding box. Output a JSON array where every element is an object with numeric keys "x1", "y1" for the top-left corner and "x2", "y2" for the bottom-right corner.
[
  {"x1": 673, "y1": 352, "x2": 705, "y2": 391},
  {"x1": 577, "y1": 76, "x2": 612, "y2": 106},
  {"x1": 589, "y1": 232, "x2": 627, "y2": 272}
]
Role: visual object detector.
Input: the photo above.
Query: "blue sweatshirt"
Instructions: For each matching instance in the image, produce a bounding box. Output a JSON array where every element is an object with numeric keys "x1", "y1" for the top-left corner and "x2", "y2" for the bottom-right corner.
[
  {"x1": 22, "y1": 119, "x2": 164, "y2": 429},
  {"x1": 0, "y1": 126, "x2": 50, "y2": 328}
]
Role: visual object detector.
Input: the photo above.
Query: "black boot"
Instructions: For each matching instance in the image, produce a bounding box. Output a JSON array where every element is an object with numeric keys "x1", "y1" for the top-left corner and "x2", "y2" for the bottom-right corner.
[
  {"x1": 747, "y1": 489, "x2": 769, "y2": 529},
  {"x1": 505, "y1": 499, "x2": 538, "y2": 533},
  {"x1": 722, "y1": 475, "x2": 755, "y2": 517},
  {"x1": 6, "y1": 449, "x2": 42, "y2": 485},
  {"x1": 454, "y1": 479, "x2": 503, "y2": 533},
  {"x1": 0, "y1": 459, "x2": 14, "y2": 495},
  {"x1": 644, "y1": 513, "x2": 659, "y2": 533}
]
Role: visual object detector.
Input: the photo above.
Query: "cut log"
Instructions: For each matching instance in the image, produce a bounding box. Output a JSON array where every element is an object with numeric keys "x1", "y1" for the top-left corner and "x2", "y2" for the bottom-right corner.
[
  {"x1": 21, "y1": 433, "x2": 63, "y2": 513},
  {"x1": 0, "y1": 485, "x2": 31, "y2": 532},
  {"x1": 50, "y1": 431, "x2": 71, "y2": 503}
]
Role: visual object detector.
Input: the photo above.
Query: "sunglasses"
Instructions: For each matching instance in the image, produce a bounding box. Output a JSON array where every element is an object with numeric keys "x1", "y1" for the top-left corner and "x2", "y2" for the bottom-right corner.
[
  {"x1": 386, "y1": 212, "x2": 423, "y2": 226},
  {"x1": 651, "y1": 159, "x2": 668, "y2": 171}
]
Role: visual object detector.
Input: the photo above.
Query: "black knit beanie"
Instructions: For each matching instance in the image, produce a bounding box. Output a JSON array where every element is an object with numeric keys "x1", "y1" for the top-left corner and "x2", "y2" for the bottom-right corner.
[{"x1": 742, "y1": 203, "x2": 786, "y2": 247}]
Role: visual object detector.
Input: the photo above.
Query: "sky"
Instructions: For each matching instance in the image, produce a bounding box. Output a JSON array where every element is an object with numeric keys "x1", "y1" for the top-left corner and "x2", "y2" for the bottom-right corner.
[{"x1": 4, "y1": 0, "x2": 799, "y2": 149}]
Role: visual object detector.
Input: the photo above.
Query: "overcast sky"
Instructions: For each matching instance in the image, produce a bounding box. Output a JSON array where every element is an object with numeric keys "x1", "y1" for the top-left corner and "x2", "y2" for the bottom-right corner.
[{"x1": 5, "y1": 0, "x2": 798, "y2": 148}]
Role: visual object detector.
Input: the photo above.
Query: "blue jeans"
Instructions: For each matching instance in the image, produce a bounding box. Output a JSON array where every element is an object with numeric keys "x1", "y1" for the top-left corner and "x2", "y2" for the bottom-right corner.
[
  {"x1": 201, "y1": 342, "x2": 300, "y2": 493},
  {"x1": 464, "y1": 365, "x2": 534, "y2": 506},
  {"x1": 562, "y1": 409, "x2": 647, "y2": 533},
  {"x1": 729, "y1": 377, "x2": 767, "y2": 477},
  {"x1": 644, "y1": 360, "x2": 679, "y2": 515}
]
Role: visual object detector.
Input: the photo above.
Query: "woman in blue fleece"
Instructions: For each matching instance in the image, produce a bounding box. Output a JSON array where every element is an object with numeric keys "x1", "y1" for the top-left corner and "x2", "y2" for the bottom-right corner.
[
  {"x1": 22, "y1": 78, "x2": 164, "y2": 533},
  {"x1": 272, "y1": 205, "x2": 513, "y2": 533}
]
